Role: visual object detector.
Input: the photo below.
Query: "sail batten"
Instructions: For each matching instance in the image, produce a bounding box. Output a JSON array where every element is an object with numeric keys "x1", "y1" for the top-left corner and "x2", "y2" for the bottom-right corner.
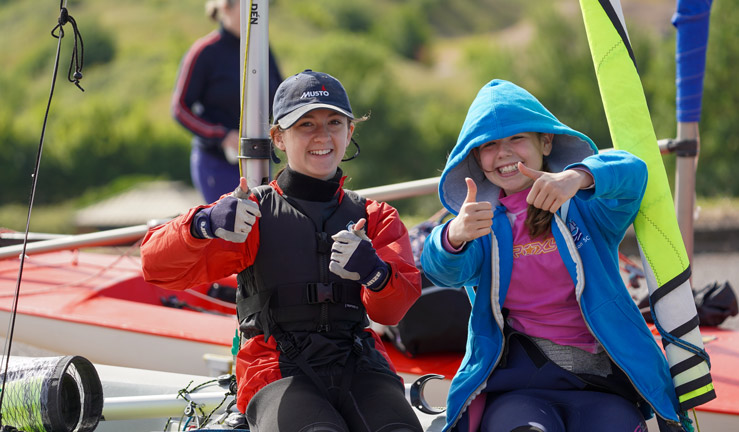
[{"x1": 579, "y1": 0, "x2": 715, "y2": 414}]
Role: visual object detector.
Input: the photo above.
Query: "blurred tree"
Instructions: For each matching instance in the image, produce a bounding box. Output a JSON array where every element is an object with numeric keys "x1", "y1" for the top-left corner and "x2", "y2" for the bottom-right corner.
[
  {"x1": 0, "y1": 0, "x2": 736, "y2": 213},
  {"x1": 371, "y1": 3, "x2": 432, "y2": 60},
  {"x1": 694, "y1": 0, "x2": 739, "y2": 197},
  {"x1": 80, "y1": 21, "x2": 116, "y2": 68}
]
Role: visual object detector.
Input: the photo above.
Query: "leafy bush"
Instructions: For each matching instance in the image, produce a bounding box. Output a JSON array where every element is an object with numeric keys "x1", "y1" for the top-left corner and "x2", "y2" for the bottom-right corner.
[
  {"x1": 79, "y1": 20, "x2": 116, "y2": 68},
  {"x1": 1, "y1": 0, "x2": 737, "y2": 214},
  {"x1": 371, "y1": 4, "x2": 432, "y2": 60}
]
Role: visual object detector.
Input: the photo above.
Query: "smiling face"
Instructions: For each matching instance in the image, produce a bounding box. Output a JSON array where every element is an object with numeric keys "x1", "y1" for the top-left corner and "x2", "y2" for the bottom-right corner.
[
  {"x1": 474, "y1": 132, "x2": 553, "y2": 195},
  {"x1": 272, "y1": 108, "x2": 354, "y2": 180}
]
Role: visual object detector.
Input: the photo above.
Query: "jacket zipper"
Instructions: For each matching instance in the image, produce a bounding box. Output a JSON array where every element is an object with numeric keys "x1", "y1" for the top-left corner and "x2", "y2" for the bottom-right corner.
[
  {"x1": 552, "y1": 213, "x2": 681, "y2": 427},
  {"x1": 449, "y1": 233, "x2": 507, "y2": 430}
]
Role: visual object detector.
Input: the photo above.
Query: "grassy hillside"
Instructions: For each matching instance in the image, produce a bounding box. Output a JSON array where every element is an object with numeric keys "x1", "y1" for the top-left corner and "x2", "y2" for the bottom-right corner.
[
  {"x1": 1, "y1": 0, "x2": 736, "y2": 233},
  {"x1": 1, "y1": 0, "x2": 531, "y2": 210}
]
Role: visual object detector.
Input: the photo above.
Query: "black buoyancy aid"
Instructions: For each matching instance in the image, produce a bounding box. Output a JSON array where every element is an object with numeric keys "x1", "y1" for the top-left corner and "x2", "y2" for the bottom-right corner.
[{"x1": 236, "y1": 185, "x2": 368, "y2": 340}]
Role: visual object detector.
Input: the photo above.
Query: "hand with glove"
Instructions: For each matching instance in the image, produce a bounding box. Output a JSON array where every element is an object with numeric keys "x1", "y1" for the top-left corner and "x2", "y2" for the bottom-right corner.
[
  {"x1": 191, "y1": 177, "x2": 261, "y2": 243},
  {"x1": 330, "y1": 218, "x2": 390, "y2": 291}
]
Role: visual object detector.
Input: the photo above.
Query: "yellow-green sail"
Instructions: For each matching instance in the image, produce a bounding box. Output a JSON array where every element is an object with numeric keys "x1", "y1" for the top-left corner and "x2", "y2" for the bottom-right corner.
[{"x1": 578, "y1": 0, "x2": 715, "y2": 411}]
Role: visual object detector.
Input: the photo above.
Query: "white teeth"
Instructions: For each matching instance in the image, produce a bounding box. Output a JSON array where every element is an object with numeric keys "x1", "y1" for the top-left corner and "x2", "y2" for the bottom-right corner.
[
  {"x1": 310, "y1": 149, "x2": 331, "y2": 155},
  {"x1": 498, "y1": 164, "x2": 518, "y2": 174}
]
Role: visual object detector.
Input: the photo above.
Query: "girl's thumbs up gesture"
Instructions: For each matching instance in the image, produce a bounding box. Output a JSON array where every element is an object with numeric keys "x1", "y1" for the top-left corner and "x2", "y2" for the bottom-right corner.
[
  {"x1": 520, "y1": 162, "x2": 593, "y2": 213},
  {"x1": 447, "y1": 177, "x2": 495, "y2": 249}
]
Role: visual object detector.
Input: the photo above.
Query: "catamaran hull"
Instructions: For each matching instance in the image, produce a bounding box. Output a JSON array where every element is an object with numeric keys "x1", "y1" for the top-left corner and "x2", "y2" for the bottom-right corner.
[
  {"x1": 92, "y1": 363, "x2": 446, "y2": 432},
  {"x1": 1, "y1": 251, "x2": 735, "y2": 430},
  {"x1": 396, "y1": 369, "x2": 738, "y2": 431},
  {"x1": 0, "y1": 311, "x2": 233, "y2": 377},
  {"x1": 0, "y1": 249, "x2": 238, "y2": 377}
]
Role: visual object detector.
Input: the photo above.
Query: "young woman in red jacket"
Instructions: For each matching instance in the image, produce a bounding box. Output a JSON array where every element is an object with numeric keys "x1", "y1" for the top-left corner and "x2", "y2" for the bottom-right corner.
[{"x1": 142, "y1": 70, "x2": 423, "y2": 432}]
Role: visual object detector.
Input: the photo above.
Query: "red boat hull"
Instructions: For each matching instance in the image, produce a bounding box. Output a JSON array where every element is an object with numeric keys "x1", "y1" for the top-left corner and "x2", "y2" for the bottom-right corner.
[{"x1": 1, "y1": 249, "x2": 736, "y2": 426}]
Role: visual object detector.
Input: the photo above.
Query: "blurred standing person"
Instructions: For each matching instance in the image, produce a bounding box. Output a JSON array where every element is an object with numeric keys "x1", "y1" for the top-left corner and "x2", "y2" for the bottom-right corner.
[{"x1": 172, "y1": 0, "x2": 282, "y2": 203}]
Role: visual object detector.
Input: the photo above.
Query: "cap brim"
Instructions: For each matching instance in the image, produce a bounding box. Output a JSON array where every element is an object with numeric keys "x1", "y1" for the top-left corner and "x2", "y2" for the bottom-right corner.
[{"x1": 276, "y1": 103, "x2": 354, "y2": 129}]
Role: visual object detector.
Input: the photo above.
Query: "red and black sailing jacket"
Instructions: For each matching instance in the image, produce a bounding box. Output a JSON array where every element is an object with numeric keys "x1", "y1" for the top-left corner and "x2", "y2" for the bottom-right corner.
[{"x1": 141, "y1": 168, "x2": 421, "y2": 412}]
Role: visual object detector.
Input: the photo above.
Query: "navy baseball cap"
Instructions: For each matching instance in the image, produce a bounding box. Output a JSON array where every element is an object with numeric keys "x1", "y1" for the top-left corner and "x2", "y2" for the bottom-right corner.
[{"x1": 272, "y1": 70, "x2": 354, "y2": 129}]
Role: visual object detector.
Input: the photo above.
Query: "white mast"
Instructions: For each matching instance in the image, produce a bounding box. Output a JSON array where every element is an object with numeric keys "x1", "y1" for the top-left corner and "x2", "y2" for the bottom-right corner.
[{"x1": 239, "y1": 0, "x2": 272, "y2": 189}]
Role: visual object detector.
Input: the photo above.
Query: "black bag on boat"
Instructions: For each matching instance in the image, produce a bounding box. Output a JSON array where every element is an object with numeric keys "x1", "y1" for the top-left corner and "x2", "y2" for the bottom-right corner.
[
  {"x1": 637, "y1": 280, "x2": 738, "y2": 327},
  {"x1": 384, "y1": 211, "x2": 471, "y2": 357},
  {"x1": 694, "y1": 280, "x2": 738, "y2": 326},
  {"x1": 385, "y1": 279, "x2": 470, "y2": 357}
]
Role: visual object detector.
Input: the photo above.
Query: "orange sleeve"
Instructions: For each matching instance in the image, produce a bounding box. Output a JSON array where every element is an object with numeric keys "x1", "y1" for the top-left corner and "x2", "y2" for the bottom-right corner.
[
  {"x1": 361, "y1": 199, "x2": 422, "y2": 325},
  {"x1": 140, "y1": 201, "x2": 260, "y2": 291}
]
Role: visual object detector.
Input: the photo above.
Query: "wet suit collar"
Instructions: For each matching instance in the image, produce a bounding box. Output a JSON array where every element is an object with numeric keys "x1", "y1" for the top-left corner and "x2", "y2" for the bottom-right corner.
[{"x1": 276, "y1": 166, "x2": 343, "y2": 202}]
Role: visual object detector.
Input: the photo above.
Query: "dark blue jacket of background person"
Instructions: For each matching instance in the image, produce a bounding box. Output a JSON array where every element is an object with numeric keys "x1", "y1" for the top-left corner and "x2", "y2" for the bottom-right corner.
[
  {"x1": 172, "y1": 26, "x2": 282, "y2": 156},
  {"x1": 172, "y1": 26, "x2": 282, "y2": 203}
]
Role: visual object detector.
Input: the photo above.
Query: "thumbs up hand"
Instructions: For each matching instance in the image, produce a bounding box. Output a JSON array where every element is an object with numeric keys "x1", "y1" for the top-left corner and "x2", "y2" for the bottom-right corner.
[
  {"x1": 329, "y1": 218, "x2": 390, "y2": 291},
  {"x1": 192, "y1": 177, "x2": 261, "y2": 242},
  {"x1": 447, "y1": 177, "x2": 495, "y2": 248},
  {"x1": 521, "y1": 162, "x2": 593, "y2": 213},
  {"x1": 232, "y1": 177, "x2": 251, "y2": 200}
]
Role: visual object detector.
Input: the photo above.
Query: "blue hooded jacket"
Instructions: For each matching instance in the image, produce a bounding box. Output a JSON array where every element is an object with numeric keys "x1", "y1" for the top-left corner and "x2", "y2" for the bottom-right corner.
[{"x1": 421, "y1": 80, "x2": 680, "y2": 431}]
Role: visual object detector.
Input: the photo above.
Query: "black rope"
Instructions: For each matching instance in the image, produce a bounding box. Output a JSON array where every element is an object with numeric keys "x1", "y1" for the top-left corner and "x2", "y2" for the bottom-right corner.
[
  {"x1": 0, "y1": 0, "x2": 85, "y2": 424},
  {"x1": 51, "y1": 4, "x2": 85, "y2": 91},
  {"x1": 171, "y1": 379, "x2": 234, "y2": 428},
  {"x1": 341, "y1": 138, "x2": 361, "y2": 162}
]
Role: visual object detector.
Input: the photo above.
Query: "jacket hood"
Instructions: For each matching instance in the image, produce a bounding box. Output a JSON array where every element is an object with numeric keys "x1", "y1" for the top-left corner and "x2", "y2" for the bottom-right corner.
[{"x1": 440, "y1": 79, "x2": 598, "y2": 215}]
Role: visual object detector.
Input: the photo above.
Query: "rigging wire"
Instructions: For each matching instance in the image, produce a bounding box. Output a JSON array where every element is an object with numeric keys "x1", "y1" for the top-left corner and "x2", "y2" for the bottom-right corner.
[
  {"x1": 237, "y1": 0, "x2": 254, "y2": 178},
  {"x1": 0, "y1": 0, "x2": 85, "y2": 423}
]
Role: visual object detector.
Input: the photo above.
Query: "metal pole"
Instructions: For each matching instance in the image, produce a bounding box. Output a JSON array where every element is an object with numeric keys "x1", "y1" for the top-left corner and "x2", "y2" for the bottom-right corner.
[
  {"x1": 674, "y1": 121, "x2": 699, "y2": 265},
  {"x1": 239, "y1": 0, "x2": 271, "y2": 189},
  {"x1": 671, "y1": 0, "x2": 713, "y2": 271},
  {"x1": 0, "y1": 225, "x2": 149, "y2": 260},
  {"x1": 0, "y1": 175, "x2": 446, "y2": 260},
  {"x1": 355, "y1": 177, "x2": 440, "y2": 203},
  {"x1": 103, "y1": 392, "x2": 233, "y2": 421}
]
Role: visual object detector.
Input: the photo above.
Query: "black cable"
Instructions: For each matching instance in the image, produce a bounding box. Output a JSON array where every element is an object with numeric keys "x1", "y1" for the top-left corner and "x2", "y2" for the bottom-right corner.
[
  {"x1": 341, "y1": 138, "x2": 361, "y2": 162},
  {"x1": 51, "y1": 3, "x2": 85, "y2": 91},
  {"x1": 0, "y1": 0, "x2": 85, "y2": 423}
]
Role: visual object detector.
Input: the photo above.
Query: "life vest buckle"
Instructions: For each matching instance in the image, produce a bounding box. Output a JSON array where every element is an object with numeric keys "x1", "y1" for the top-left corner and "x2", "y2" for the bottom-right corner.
[
  {"x1": 307, "y1": 282, "x2": 337, "y2": 304},
  {"x1": 277, "y1": 338, "x2": 299, "y2": 360},
  {"x1": 352, "y1": 334, "x2": 364, "y2": 355}
]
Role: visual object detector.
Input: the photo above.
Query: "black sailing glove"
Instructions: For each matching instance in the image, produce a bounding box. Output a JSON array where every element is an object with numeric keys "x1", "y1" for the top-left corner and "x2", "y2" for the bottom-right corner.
[
  {"x1": 329, "y1": 220, "x2": 390, "y2": 291},
  {"x1": 192, "y1": 186, "x2": 261, "y2": 243}
]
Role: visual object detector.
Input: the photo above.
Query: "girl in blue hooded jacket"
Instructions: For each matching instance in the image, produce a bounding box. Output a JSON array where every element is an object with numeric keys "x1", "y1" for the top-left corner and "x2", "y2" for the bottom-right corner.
[{"x1": 421, "y1": 80, "x2": 686, "y2": 432}]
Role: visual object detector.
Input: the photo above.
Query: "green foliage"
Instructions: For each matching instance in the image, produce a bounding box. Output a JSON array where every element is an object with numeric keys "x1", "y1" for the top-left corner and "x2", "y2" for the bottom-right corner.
[
  {"x1": 693, "y1": 0, "x2": 739, "y2": 197},
  {"x1": 0, "y1": 203, "x2": 77, "y2": 234},
  {"x1": 370, "y1": 4, "x2": 432, "y2": 60},
  {"x1": 290, "y1": 0, "x2": 374, "y2": 33},
  {"x1": 1, "y1": 0, "x2": 737, "y2": 222},
  {"x1": 459, "y1": 2, "x2": 739, "y2": 198},
  {"x1": 421, "y1": 0, "x2": 525, "y2": 36},
  {"x1": 74, "y1": 174, "x2": 168, "y2": 208},
  {"x1": 79, "y1": 20, "x2": 116, "y2": 68},
  {"x1": 0, "y1": 118, "x2": 36, "y2": 204},
  {"x1": 15, "y1": 43, "x2": 56, "y2": 78},
  {"x1": 31, "y1": 98, "x2": 191, "y2": 204}
]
